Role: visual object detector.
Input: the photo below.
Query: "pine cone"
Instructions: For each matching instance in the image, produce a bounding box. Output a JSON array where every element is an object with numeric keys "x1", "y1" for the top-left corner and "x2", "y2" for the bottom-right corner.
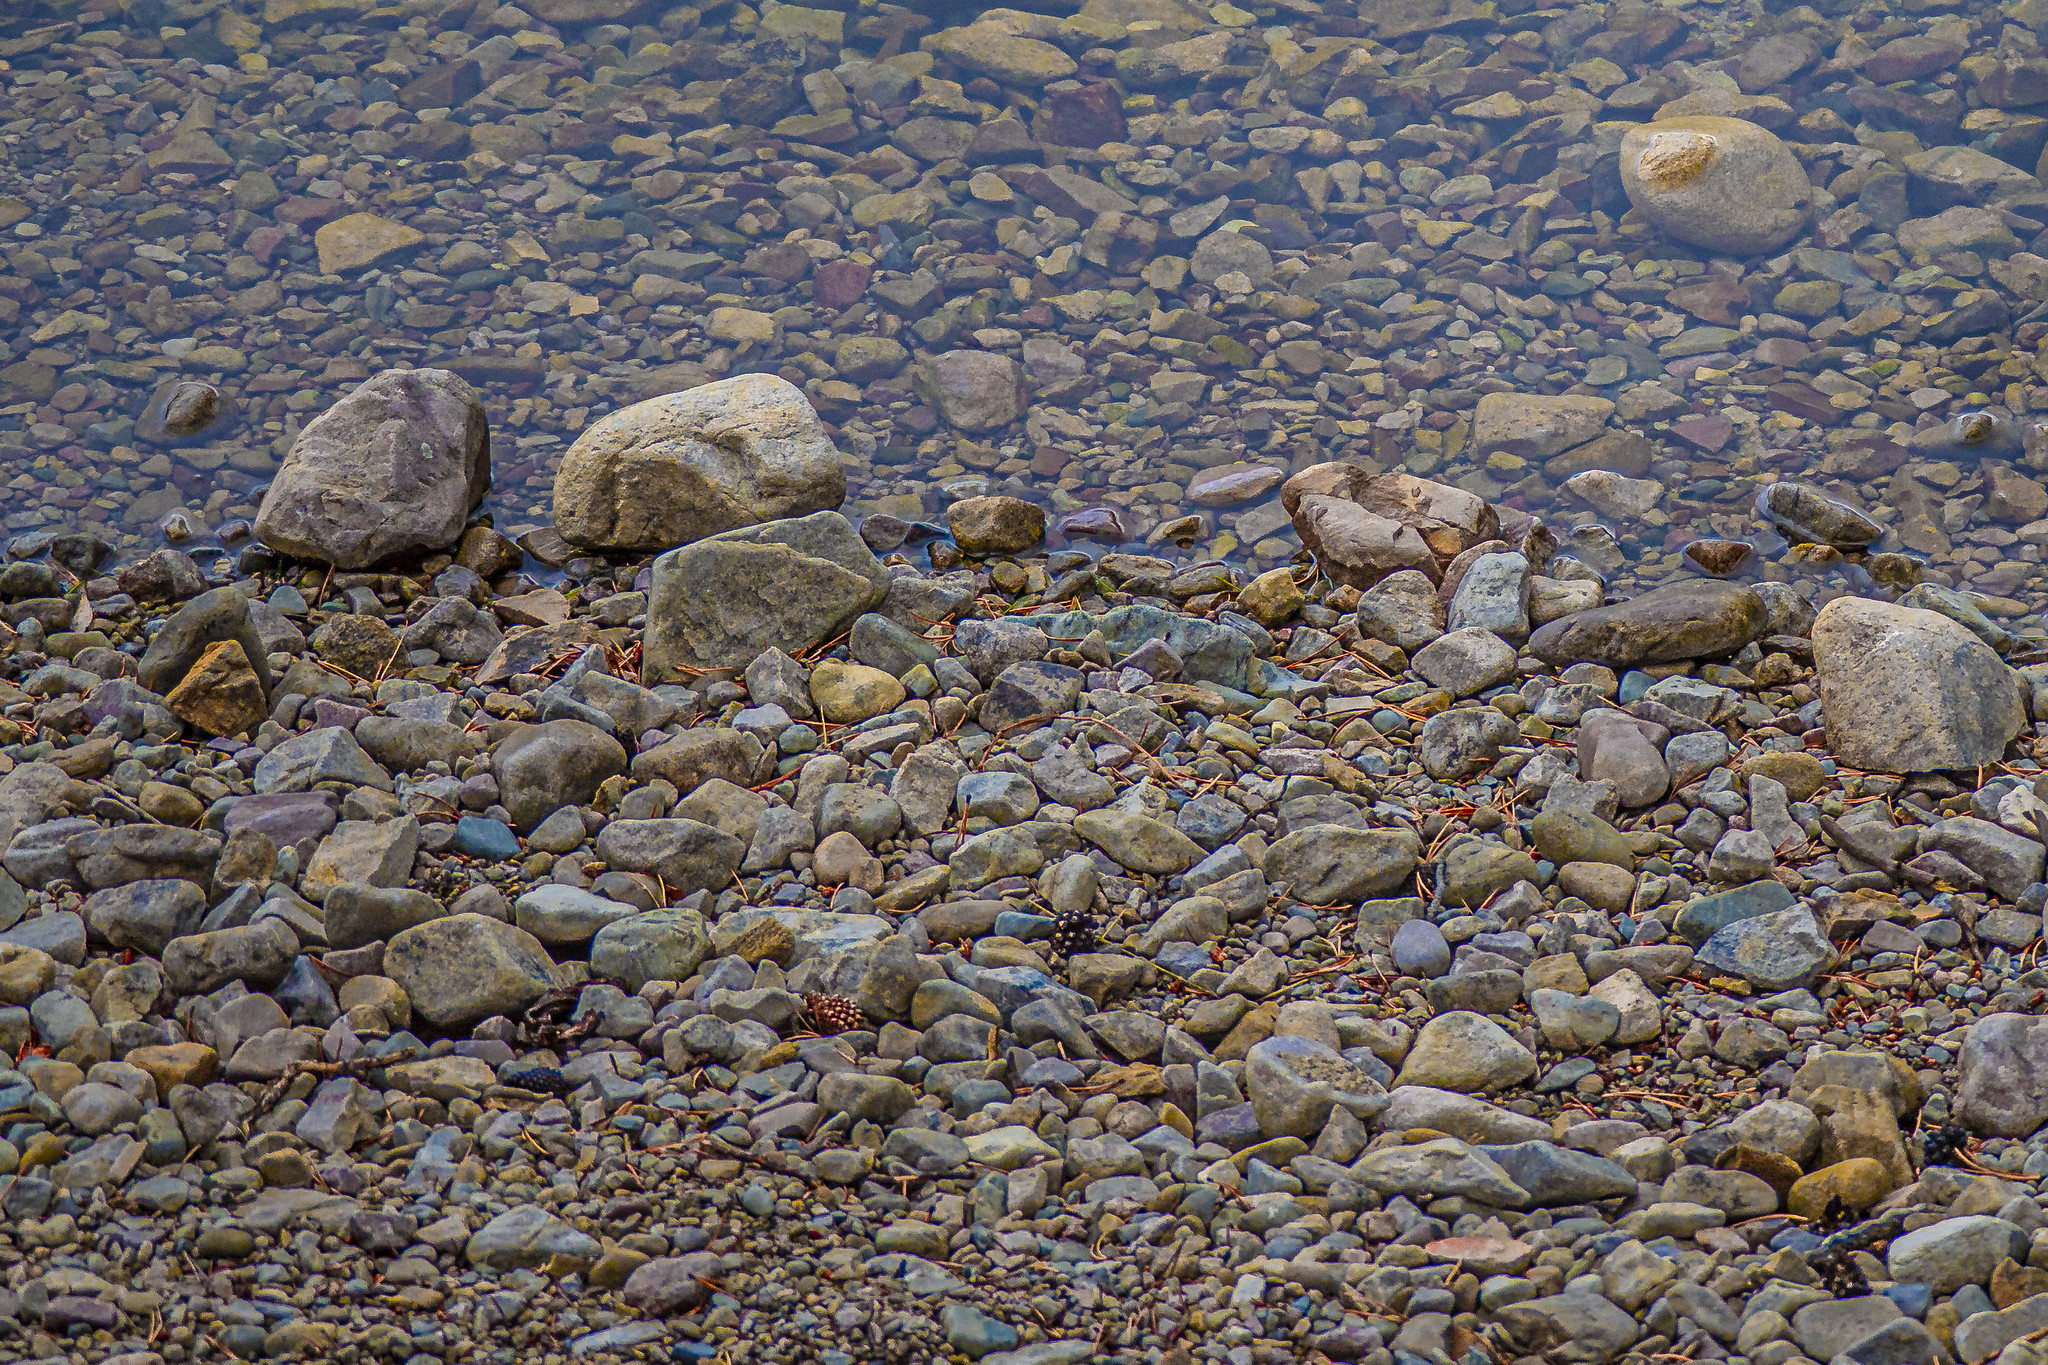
[
  {"x1": 1048, "y1": 912, "x2": 1096, "y2": 958},
  {"x1": 805, "y1": 993, "x2": 862, "y2": 1033}
]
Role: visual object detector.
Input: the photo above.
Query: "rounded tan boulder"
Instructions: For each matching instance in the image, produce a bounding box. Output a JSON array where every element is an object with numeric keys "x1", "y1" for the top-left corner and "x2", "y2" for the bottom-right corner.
[
  {"x1": 552, "y1": 373, "x2": 846, "y2": 552},
  {"x1": 1619, "y1": 116, "x2": 1813, "y2": 256}
]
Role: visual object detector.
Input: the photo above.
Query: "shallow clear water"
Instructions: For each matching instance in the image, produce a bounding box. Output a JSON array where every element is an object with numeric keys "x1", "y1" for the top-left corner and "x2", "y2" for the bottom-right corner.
[{"x1": 0, "y1": 0, "x2": 2043, "y2": 638}]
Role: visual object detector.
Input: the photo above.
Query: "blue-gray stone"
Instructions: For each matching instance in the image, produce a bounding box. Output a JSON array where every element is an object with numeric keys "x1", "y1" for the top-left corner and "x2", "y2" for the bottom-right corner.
[
  {"x1": 1176, "y1": 791, "x2": 1249, "y2": 850},
  {"x1": 1477, "y1": 1141, "x2": 1637, "y2": 1207},
  {"x1": 943, "y1": 1303, "x2": 1019, "y2": 1360},
  {"x1": 1535, "y1": 1058, "x2": 1598, "y2": 1092},
  {"x1": 1694, "y1": 904, "x2": 1834, "y2": 989},
  {"x1": 993, "y1": 910, "x2": 1054, "y2": 940},
  {"x1": 1672, "y1": 880, "x2": 1796, "y2": 947},
  {"x1": 453, "y1": 816, "x2": 522, "y2": 861},
  {"x1": 1016, "y1": 604, "x2": 1253, "y2": 690},
  {"x1": 1195, "y1": 1101, "x2": 1263, "y2": 1151},
  {"x1": 1391, "y1": 918, "x2": 1452, "y2": 979}
]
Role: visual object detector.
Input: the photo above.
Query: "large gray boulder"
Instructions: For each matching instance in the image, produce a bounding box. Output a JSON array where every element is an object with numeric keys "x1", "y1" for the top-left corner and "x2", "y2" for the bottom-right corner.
[
  {"x1": 255, "y1": 368, "x2": 490, "y2": 568},
  {"x1": 643, "y1": 511, "x2": 890, "y2": 680},
  {"x1": 1528, "y1": 580, "x2": 1765, "y2": 668},
  {"x1": 492, "y1": 720, "x2": 628, "y2": 833},
  {"x1": 385, "y1": 913, "x2": 557, "y2": 1029},
  {"x1": 1814, "y1": 597, "x2": 2026, "y2": 773},
  {"x1": 552, "y1": 373, "x2": 846, "y2": 552},
  {"x1": 1955, "y1": 1013, "x2": 2048, "y2": 1137}
]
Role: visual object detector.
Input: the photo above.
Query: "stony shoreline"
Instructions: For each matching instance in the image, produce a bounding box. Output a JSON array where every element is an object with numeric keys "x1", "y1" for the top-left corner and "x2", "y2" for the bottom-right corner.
[
  {"x1": 0, "y1": 352, "x2": 2045, "y2": 1365},
  {"x1": 10, "y1": 0, "x2": 2048, "y2": 1363}
]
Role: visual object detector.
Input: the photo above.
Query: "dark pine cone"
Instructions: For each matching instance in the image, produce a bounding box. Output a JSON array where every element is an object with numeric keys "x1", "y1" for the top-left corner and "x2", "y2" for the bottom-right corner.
[
  {"x1": 1919, "y1": 1122, "x2": 1969, "y2": 1170},
  {"x1": 499, "y1": 1065, "x2": 575, "y2": 1095},
  {"x1": 1047, "y1": 912, "x2": 1096, "y2": 958},
  {"x1": 805, "y1": 993, "x2": 862, "y2": 1034}
]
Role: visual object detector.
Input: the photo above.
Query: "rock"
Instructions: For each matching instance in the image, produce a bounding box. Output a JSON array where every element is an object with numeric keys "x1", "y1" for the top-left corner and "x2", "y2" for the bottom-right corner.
[
  {"x1": 302, "y1": 818, "x2": 418, "y2": 902},
  {"x1": 1479, "y1": 1141, "x2": 1637, "y2": 1206},
  {"x1": 622, "y1": 1253, "x2": 726, "y2": 1316},
  {"x1": 84, "y1": 880, "x2": 204, "y2": 957},
  {"x1": 255, "y1": 369, "x2": 489, "y2": 569},
  {"x1": 256, "y1": 729, "x2": 393, "y2": 795},
  {"x1": 384, "y1": 914, "x2": 557, "y2": 1029},
  {"x1": 310, "y1": 614, "x2": 401, "y2": 679},
  {"x1": 1674, "y1": 881, "x2": 1797, "y2": 947},
  {"x1": 1787, "y1": 1158, "x2": 1895, "y2": 1219},
  {"x1": 1073, "y1": 810, "x2": 1202, "y2": 874},
  {"x1": 1419, "y1": 707, "x2": 1521, "y2": 780},
  {"x1": 948, "y1": 497, "x2": 1046, "y2": 555},
  {"x1": 1499, "y1": 1293, "x2": 1642, "y2": 1362},
  {"x1": 465, "y1": 1205, "x2": 602, "y2": 1272},
  {"x1": 1447, "y1": 553, "x2": 1532, "y2": 642},
  {"x1": 1396, "y1": 1012, "x2": 1537, "y2": 1093},
  {"x1": 1813, "y1": 597, "x2": 2026, "y2": 773},
  {"x1": 810, "y1": 661, "x2": 906, "y2": 724},
  {"x1": 552, "y1": 374, "x2": 845, "y2": 552},
  {"x1": 1391, "y1": 919, "x2": 1452, "y2": 978},
  {"x1": 644, "y1": 512, "x2": 890, "y2": 680},
  {"x1": 138, "y1": 587, "x2": 274, "y2": 701},
  {"x1": 980, "y1": 661, "x2": 1083, "y2": 733},
  {"x1": 1263, "y1": 825, "x2": 1420, "y2": 903},
  {"x1": 1887, "y1": 1216, "x2": 2027, "y2": 1296},
  {"x1": 1577, "y1": 710, "x2": 1670, "y2": 808},
  {"x1": 1757, "y1": 482, "x2": 1884, "y2": 549},
  {"x1": 163, "y1": 920, "x2": 299, "y2": 996},
  {"x1": 492, "y1": 721, "x2": 628, "y2": 833},
  {"x1": 1793, "y1": 1299, "x2": 1905, "y2": 1363},
  {"x1": 1412, "y1": 628, "x2": 1518, "y2": 698},
  {"x1": 1619, "y1": 116, "x2": 1814, "y2": 255},
  {"x1": 513, "y1": 885, "x2": 639, "y2": 947},
  {"x1": 314, "y1": 212, "x2": 425, "y2": 274},
  {"x1": 323, "y1": 884, "x2": 447, "y2": 951},
  {"x1": 1694, "y1": 904, "x2": 1834, "y2": 989},
  {"x1": 931, "y1": 24, "x2": 1078, "y2": 85},
  {"x1": 400, "y1": 599, "x2": 502, "y2": 665},
  {"x1": 594, "y1": 820, "x2": 745, "y2": 896},
  {"x1": 592, "y1": 908, "x2": 712, "y2": 990},
  {"x1": 1284, "y1": 466, "x2": 1497, "y2": 576},
  {"x1": 1191, "y1": 230, "x2": 1275, "y2": 287},
  {"x1": 1955, "y1": 1013, "x2": 2048, "y2": 1137},
  {"x1": 918, "y1": 352, "x2": 1024, "y2": 433},
  {"x1": 1529, "y1": 989, "x2": 1620, "y2": 1050},
  {"x1": 1353, "y1": 1137, "x2": 1527, "y2": 1204},
  {"x1": 1473, "y1": 393, "x2": 1616, "y2": 461},
  {"x1": 1245, "y1": 1035, "x2": 1387, "y2": 1139},
  {"x1": 1528, "y1": 581, "x2": 1766, "y2": 667},
  {"x1": 1355, "y1": 571, "x2": 1446, "y2": 651},
  {"x1": 164, "y1": 639, "x2": 267, "y2": 738}
]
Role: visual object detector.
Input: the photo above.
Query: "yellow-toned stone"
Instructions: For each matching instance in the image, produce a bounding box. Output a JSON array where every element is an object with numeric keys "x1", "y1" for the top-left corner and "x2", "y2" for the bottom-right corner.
[
  {"x1": 314, "y1": 213, "x2": 424, "y2": 275},
  {"x1": 707, "y1": 306, "x2": 775, "y2": 344},
  {"x1": 0, "y1": 944, "x2": 56, "y2": 1007},
  {"x1": 127, "y1": 1042, "x2": 221, "y2": 1092},
  {"x1": 1235, "y1": 566, "x2": 1305, "y2": 626},
  {"x1": 1786, "y1": 1157, "x2": 1895, "y2": 1220},
  {"x1": 166, "y1": 638, "x2": 268, "y2": 738},
  {"x1": 809, "y1": 660, "x2": 905, "y2": 724},
  {"x1": 217, "y1": 11, "x2": 263, "y2": 49},
  {"x1": 588, "y1": 1247, "x2": 650, "y2": 1289}
]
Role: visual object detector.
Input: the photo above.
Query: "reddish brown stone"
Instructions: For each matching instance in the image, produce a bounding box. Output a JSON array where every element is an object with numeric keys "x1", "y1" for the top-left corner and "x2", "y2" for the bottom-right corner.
[{"x1": 812, "y1": 259, "x2": 872, "y2": 310}]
